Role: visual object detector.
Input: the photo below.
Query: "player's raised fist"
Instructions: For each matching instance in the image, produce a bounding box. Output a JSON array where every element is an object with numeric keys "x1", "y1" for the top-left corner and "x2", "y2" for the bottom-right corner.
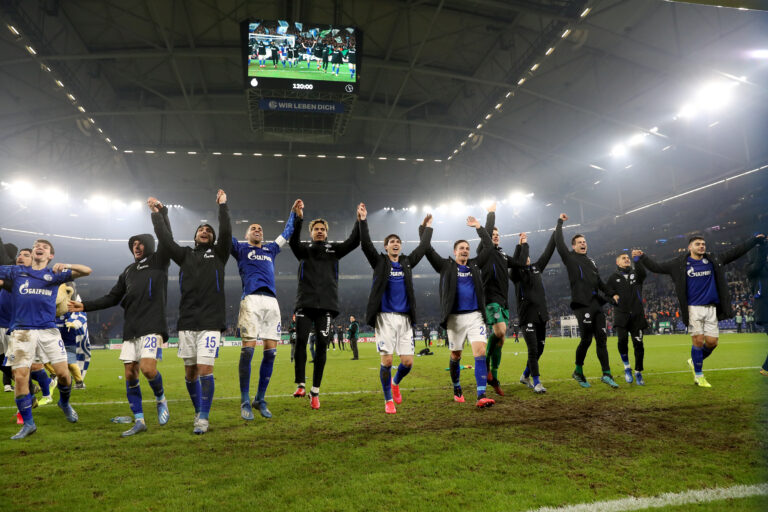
[
  {"x1": 559, "y1": 213, "x2": 568, "y2": 221},
  {"x1": 357, "y1": 203, "x2": 367, "y2": 221},
  {"x1": 422, "y1": 214, "x2": 433, "y2": 227},
  {"x1": 486, "y1": 201, "x2": 497, "y2": 213},
  {"x1": 216, "y1": 189, "x2": 227, "y2": 204},
  {"x1": 519, "y1": 232, "x2": 528, "y2": 244},
  {"x1": 631, "y1": 249, "x2": 643, "y2": 258},
  {"x1": 147, "y1": 197, "x2": 162, "y2": 212},
  {"x1": 291, "y1": 199, "x2": 302, "y2": 213}
]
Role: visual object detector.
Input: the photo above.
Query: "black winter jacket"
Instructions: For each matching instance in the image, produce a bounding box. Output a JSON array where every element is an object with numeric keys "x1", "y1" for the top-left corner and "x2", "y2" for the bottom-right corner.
[
  {"x1": 604, "y1": 262, "x2": 648, "y2": 330},
  {"x1": 84, "y1": 207, "x2": 173, "y2": 340},
  {"x1": 422, "y1": 226, "x2": 494, "y2": 328},
  {"x1": 153, "y1": 203, "x2": 232, "y2": 332},
  {"x1": 476, "y1": 211, "x2": 514, "y2": 309},
  {"x1": 360, "y1": 219, "x2": 432, "y2": 328},
  {"x1": 289, "y1": 215, "x2": 360, "y2": 317},
  {"x1": 555, "y1": 218, "x2": 611, "y2": 309},
  {"x1": 639, "y1": 237, "x2": 760, "y2": 326},
  {"x1": 510, "y1": 232, "x2": 557, "y2": 324}
]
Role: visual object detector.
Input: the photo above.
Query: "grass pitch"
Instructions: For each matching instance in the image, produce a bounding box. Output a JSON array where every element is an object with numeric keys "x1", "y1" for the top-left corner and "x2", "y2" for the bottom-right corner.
[{"x1": 1, "y1": 333, "x2": 766, "y2": 511}]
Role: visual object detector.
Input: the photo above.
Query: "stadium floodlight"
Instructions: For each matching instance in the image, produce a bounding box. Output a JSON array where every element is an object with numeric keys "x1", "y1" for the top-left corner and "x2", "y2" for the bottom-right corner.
[
  {"x1": 97, "y1": 128, "x2": 103, "y2": 133},
  {"x1": 627, "y1": 133, "x2": 646, "y2": 146},
  {"x1": 212, "y1": 151, "x2": 222, "y2": 155},
  {"x1": 104, "y1": 138, "x2": 112, "y2": 143},
  {"x1": 476, "y1": 123, "x2": 483, "y2": 129},
  {"x1": 545, "y1": 47, "x2": 554, "y2": 56},
  {"x1": 484, "y1": 113, "x2": 492, "y2": 120},
  {"x1": 625, "y1": 164, "x2": 633, "y2": 169},
  {"x1": 274, "y1": 153, "x2": 283, "y2": 157},
  {"x1": 525, "y1": 192, "x2": 534, "y2": 198},
  {"x1": 610, "y1": 144, "x2": 627, "y2": 157},
  {"x1": 461, "y1": 141, "x2": 467, "y2": 146},
  {"x1": 87, "y1": 195, "x2": 109, "y2": 210},
  {"x1": 55, "y1": 80, "x2": 64, "y2": 87},
  {"x1": 233, "y1": 152, "x2": 242, "y2": 156},
  {"x1": 25, "y1": 45, "x2": 36, "y2": 55},
  {"x1": 434, "y1": 159, "x2": 442, "y2": 162},
  {"x1": 298, "y1": 154, "x2": 307, "y2": 158},
  {"x1": 67, "y1": 93, "x2": 76, "y2": 101},
  {"x1": 124, "y1": 149, "x2": 134, "y2": 153},
  {"x1": 545, "y1": 202, "x2": 552, "y2": 207},
  {"x1": 166, "y1": 151, "x2": 175, "y2": 155},
  {"x1": 589, "y1": 164, "x2": 604, "y2": 170},
  {"x1": 748, "y1": 49, "x2": 768, "y2": 59},
  {"x1": 453, "y1": 149, "x2": 459, "y2": 154},
  {"x1": 416, "y1": 158, "x2": 424, "y2": 162},
  {"x1": 253, "y1": 153, "x2": 262, "y2": 156},
  {"x1": 378, "y1": 156, "x2": 387, "y2": 160},
  {"x1": 709, "y1": 121, "x2": 719, "y2": 127},
  {"x1": 337, "y1": 155, "x2": 346, "y2": 159},
  {"x1": 662, "y1": 145, "x2": 672, "y2": 151},
  {"x1": 495, "y1": 103, "x2": 502, "y2": 110},
  {"x1": 561, "y1": 29, "x2": 571, "y2": 38},
  {"x1": 451, "y1": 200, "x2": 465, "y2": 210},
  {"x1": 145, "y1": 150, "x2": 155, "y2": 154},
  {"x1": 355, "y1": 156, "x2": 365, "y2": 159},
  {"x1": 509, "y1": 191, "x2": 527, "y2": 203},
  {"x1": 580, "y1": 7, "x2": 591, "y2": 17},
  {"x1": 422, "y1": 205, "x2": 432, "y2": 212},
  {"x1": 505, "y1": 91, "x2": 512, "y2": 98},
  {"x1": 77, "y1": 106, "x2": 86, "y2": 112},
  {"x1": 517, "y1": 78, "x2": 526, "y2": 85},
  {"x1": 129, "y1": 200, "x2": 142, "y2": 210},
  {"x1": 650, "y1": 126, "x2": 659, "y2": 133},
  {"x1": 594, "y1": 180, "x2": 600, "y2": 185},
  {"x1": 113, "y1": 199, "x2": 126, "y2": 209},
  {"x1": 479, "y1": 198, "x2": 495, "y2": 208},
  {"x1": 397, "y1": 157, "x2": 406, "y2": 161},
  {"x1": 188, "y1": 151, "x2": 197, "y2": 155},
  {"x1": 317, "y1": 154, "x2": 326, "y2": 158},
  {"x1": 7, "y1": 25, "x2": 20, "y2": 36},
  {"x1": 530, "y1": 63, "x2": 540, "y2": 71},
  {"x1": 409, "y1": 205, "x2": 417, "y2": 212},
  {"x1": 8, "y1": 180, "x2": 34, "y2": 197}
]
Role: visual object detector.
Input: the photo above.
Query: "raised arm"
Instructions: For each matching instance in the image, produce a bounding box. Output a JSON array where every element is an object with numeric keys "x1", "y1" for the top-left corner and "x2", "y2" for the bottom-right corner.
[
  {"x1": 332, "y1": 204, "x2": 362, "y2": 259},
  {"x1": 214, "y1": 190, "x2": 232, "y2": 262},
  {"x1": 718, "y1": 235, "x2": 763, "y2": 266},
  {"x1": 418, "y1": 221, "x2": 448, "y2": 272},
  {"x1": 52, "y1": 263, "x2": 92, "y2": 280},
  {"x1": 513, "y1": 232, "x2": 530, "y2": 267},
  {"x1": 535, "y1": 231, "x2": 557, "y2": 271},
  {"x1": 148, "y1": 198, "x2": 173, "y2": 265},
  {"x1": 275, "y1": 200, "x2": 301, "y2": 248},
  {"x1": 407, "y1": 214, "x2": 434, "y2": 267},
  {"x1": 747, "y1": 241, "x2": 767, "y2": 279},
  {"x1": 470, "y1": 217, "x2": 495, "y2": 268},
  {"x1": 152, "y1": 203, "x2": 186, "y2": 265},
  {"x1": 0, "y1": 236, "x2": 10, "y2": 265},
  {"x1": 633, "y1": 253, "x2": 647, "y2": 284},
  {"x1": 635, "y1": 250, "x2": 675, "y2": 275},
  {"x1": 554, "y1": 213, "x2": 570, "y2": 262},
  {"x1": 358, "y1": 210, "x2": 379, "y2": 269},
  {"x1": 288, "y1": 208, "x2": 309, "y2": 260},
  {"x1": 73, "y1": 273, "x2": 126, "y2": 312},
  {"x1": 477, "y1": 204, "x2": 496, "y2": 254}
]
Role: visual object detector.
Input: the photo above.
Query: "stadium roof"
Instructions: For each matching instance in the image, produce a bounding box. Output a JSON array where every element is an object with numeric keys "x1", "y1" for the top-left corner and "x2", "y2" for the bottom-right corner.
[{"x1": 1, "y1": 0, "x2": 767, "y2": 225}]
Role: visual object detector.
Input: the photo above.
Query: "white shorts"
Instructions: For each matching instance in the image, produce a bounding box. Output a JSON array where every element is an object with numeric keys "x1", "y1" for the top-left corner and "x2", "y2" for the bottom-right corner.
[
  {"x1": 375, "y1": 313, "x2": 415, "y2": 356},
  {"x1": 447, "y1": 312, "x2": 487, "y2": 351},
  {"x1": 688, "y1": 305, "x2": 719, "y2": 337},
  {"x1": 177, "y1": 330, "x2": 221, "y2": 366},
  {"x1": 120, "y1": 334, "x2": 162, "y2": 363},
  {"x1": 7, "y1": 328, "x2": 67, "y2": 369},
  {"x1": 0, "y1": 326, "x2": 8, "y2": 356},
  {"x1": 238, "y1": 294, "x2": 281, "y2": 341}
]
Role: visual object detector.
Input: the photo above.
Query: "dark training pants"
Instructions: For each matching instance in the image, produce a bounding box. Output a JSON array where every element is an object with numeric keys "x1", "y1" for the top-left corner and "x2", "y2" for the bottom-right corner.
[
  {"x1": 616, "y1": 324, "x2": 645, "y2": 372},
  {"x1": 350, "y1": 337, "x2": 359, "y2": 359},
  {"x1": 521, "y1": 321, "x2": 546, "y2": 377},
  {"x1": 574, "y1": 303, "x2": 611, "y2": 373},
  {"x1": 294, "y1": 309, "x2": 332, "y2": 388}
]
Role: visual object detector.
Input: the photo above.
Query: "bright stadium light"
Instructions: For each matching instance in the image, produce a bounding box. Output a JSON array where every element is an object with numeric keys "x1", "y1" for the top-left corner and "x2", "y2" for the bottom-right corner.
[
  {"x1": 610, "y1": 144, "x2": 627, "y2": 157},
  {"x1": 509, "y1": 191, "x2": 527, "y2": 203},
  {"x1": 129, "y1": 200, "x2": 142, "y2": 210},
  {"x1": 422, "y1": 205, "x2": 432, "y2": 212},
  {"x1": 627, "y1": 133, "x2": 647, "y2": 146},
  {"x1": 451, "y1": 200, "x2": 465, "y2": 211},
  {"x1": 409, "y1": 205, "x2": 418, "y2": 212},
  {"x1": 87, "y1": 195, "x2": 109, "y2": 210},
  {"x1": 748, "y1": 49, "x2": 768, "y2": 59}
]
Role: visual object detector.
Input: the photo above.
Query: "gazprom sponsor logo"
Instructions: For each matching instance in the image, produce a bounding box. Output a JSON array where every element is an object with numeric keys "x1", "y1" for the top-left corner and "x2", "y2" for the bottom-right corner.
[
  {"x1": 248, "y1": 250, "x2": 272, "y2": 262},
  {"x1": 687, "y1": 267, "x2": 712, "y2": 278},
  {"x1": 19, "y1": 280, "x2": 52, "y2": 296},
  {"x1": 259, "y1": 98, "x2": 344, "y2": 113}
]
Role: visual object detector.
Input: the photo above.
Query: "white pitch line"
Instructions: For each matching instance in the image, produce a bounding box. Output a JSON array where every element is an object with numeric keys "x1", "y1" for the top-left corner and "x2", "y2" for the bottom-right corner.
[
  {"x1": 527, "y1": 482, "x2": 768, "y2": 512},
  {"x1": 0, "y1": 366, "x2": 761, "y2": 410}
]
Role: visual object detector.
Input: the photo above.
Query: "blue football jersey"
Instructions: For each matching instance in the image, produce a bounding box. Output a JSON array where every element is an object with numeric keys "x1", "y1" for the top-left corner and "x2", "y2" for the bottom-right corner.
[{"x1": 0, "y1": 265, "x2": 73, "y2": 330}]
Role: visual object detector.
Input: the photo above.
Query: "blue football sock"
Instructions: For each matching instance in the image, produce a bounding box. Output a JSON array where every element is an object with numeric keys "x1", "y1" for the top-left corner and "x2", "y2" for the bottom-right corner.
[
  {"x1": 256, "y1": 348, "x2": 276, "y2": 401},
  {"x1": 620, "y1": 353, "x2": 630, "y2": 367},
  {"x1": 702, "y1": 345, "x2": 716, "y2": 360},
  {"x1": 380, "y1": 365, "x2": 393, "y2": 401},
  {"x1": 16, "y1": 394, "x2": 34, "y2": 425},
  {"x1": 533, "y1": 375, "x2": 541, "y2": 386},
  {"x1": 523, "y1": 366, "x2": 531, "y2": 378},
  {"x1": 147, "y1": 372, "x2": 165, "y2": 401},
  {"x1": 239, "y1": 346, "x2": 254, "y2": 403},
  {"x1": 199, "y1": 374, "x2": 214, "y2": 420},
  {"x1": 31, "y1": 369, "x2": 51, "y2": 396},
  {"x1": 474, "y1": 356, "x2": 488, "y2": 398},
  {"x1": 185, "y1": 378, "x2": 201, "y2": 414},
  {"x1": 449, "y1": 358, "x2": 461, "y2": 387},
  {"x1": 126, "y1": 379, "x2": 143, "y2": 419},
  {"x1": 691, "y1": 345, "x2": 704, "y2": 375},
  {"x1": 83, "y1": 360, "x2": 90, "y2": 371},
  {"x1": 58, "y1": 384, "x2": 71, "y2": 407},
  {"x1": 393, "y1": 363, "x2": 411, "y2": 385}
]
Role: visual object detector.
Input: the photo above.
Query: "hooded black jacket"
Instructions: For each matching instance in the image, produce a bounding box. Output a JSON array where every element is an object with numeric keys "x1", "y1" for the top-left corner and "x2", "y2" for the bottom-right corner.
[
  {"x1": 420, "y1": 225, "x2": 494, "y2": 328},
  {"x1": 360, "y1": 219, "x2": 432, "y2": 328},
  {"x1": 604, "y1": 261, "x2": 648, "y2": 329},
  {"x1": 153, "y1": 203, "x2": 232, "y2": 332},
  {"x1": 555, "y1": 217, "x2": 611, "y2": 309},
  {"x1": 82, "y1": 207, "x2": 172, "y2": 341},
  {"x1": 476, "y1": 211, "x2": 514, "y2": 309},
  {"x1": 510, "y1": 232, "x2": 557, "y2": 324},
  {"x1": 747, "y1": 240, "x2": 768, "y2": 324},
  {"x1": 639, "y1": 236, "x2": 760, "y2": 326},
  {"x1": 289, "y1": 215, "x2": 360, "y2": 317}
]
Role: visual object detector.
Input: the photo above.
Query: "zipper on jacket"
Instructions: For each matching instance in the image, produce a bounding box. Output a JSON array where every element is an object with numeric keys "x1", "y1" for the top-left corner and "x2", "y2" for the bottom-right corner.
[
  {"x1": 578, "y1": 265, "x2": 583, "y2": 279},
  {"x1": 299, "y1": 261, "x2": 304, "y2": 280},
  {"x1": 215, "y1": 269, "x2": 220, "y2": 292},
  {"x1": 179, "y1": 271, "x2": 183, "y2": 292},
  {"x1": 149, "y1": 277, "x2": 152, "y2": 298}
]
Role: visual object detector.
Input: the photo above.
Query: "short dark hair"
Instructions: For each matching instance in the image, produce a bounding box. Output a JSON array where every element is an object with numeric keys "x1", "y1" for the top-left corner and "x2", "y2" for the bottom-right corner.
[
  {"x1": 492, "y1": 227, "x2": 499, "y2": 234},
  {"x1": 19, "y1": 248, "x2": 32, "y2": 254},
  {"x1": 309, "y1": 219, "x2": 329, "y2": 232},
  {"x1": 571, "y1": 234, "x2": 585, "y2": 245},
  {"x1": 453, "y1": 239, "x2": 469, "y2": 250},
  {"x1": 688, "y1": 235, "x2": 705, "y2": 245},
  {"x1": 384, "y1": 234, "x2": 401, "y2": 246},
  {"x1": 34, "y1": 239, "x2": 54, "y2": 254}
]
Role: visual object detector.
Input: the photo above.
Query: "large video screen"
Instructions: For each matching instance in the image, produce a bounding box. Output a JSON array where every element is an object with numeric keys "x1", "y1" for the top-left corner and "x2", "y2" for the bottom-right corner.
[{"x1": 242, "y1": 19, "x2": 361, "y2": 94}]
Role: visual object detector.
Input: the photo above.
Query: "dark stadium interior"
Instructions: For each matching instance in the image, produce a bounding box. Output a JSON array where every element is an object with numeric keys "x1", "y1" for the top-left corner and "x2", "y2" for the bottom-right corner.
[{"x1": 1, "y1": 0, "x2": 766, "y2": 340}]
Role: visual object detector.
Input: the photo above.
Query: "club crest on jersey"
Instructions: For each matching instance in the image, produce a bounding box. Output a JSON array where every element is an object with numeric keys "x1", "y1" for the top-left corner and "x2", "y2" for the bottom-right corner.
[
  {"x1": 44, "y1": 274, "x2": 52, "y2": 281},
  {"x1": 702, "y1": 258, "x2": 708, "y2": 264},
  {"x1": 584, "y1": 313, "x2": 590, "y2": 319},
  {"x1": 630, "y1": 274, "x2": 635, "y2": 279},
  {"x1": 204, "y1": 248, "x2": 214, "y2": 259}
]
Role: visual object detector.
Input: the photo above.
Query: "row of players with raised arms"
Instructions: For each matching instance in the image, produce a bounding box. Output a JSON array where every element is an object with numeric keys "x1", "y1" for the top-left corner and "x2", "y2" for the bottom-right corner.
[{"x1": 2, "y1": 190, "x2": 764, "y2": 439}]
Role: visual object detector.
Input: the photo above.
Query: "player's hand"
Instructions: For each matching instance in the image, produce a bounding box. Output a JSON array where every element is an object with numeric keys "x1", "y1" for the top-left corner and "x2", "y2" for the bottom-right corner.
[
  {"x1": 613, "y1": 295, "x2": 620, "y2": 304},
  {"x1": 357, "y1": 203, "x2": 367, "y2": 221},
  {"x1": 756, "y1": 234, "x2": 766, "y2": 239},
  {"x1": 295, "y1": 199, "x2": 304, "y2": 218},
  {"x1": 632, "y1": 249, "x2": 643, "y2": 258},
  {"x1": 216, "y1": 189, "x2": 227, "y2": 204},
  {"x1": 147, "y1": 197, "x2": 163, "y2": 212},
  {"x1": 487, "y1": 201, "x2": 496, "y2": 213},
  {"x1": 519, "y1": 232, "x2": 528, "y2": 244},
  {"x1": 422, "y1": 214, "x2": 433, "y2": 228},
  {"x1": 559, "y1": 213, "x2": 568, "y2": 222},
  {"x1": 52, "y1": 263, "x2": 71, "y2": 273},
  {"x1": 68, "y1": 300, "x2": 84, "y2": 313},
  {"x1": 466, "y1": 216, "x2": 480, "y2": 228}
]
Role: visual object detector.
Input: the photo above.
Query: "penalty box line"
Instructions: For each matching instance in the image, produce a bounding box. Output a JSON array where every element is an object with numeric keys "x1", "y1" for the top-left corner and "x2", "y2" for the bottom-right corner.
[
  {"x1": 526, "y1": 482, "x2": 768, "y2": 512},
  {"x1": 0, "y1": 366, "x2": 760, "y2": 410}
]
